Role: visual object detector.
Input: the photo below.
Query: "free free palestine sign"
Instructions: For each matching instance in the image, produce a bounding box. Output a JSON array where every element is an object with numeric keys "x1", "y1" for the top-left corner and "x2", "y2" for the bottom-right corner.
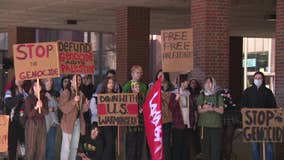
[{"x1": 161, "y1": 28, "x2": 193, "y2": 73}]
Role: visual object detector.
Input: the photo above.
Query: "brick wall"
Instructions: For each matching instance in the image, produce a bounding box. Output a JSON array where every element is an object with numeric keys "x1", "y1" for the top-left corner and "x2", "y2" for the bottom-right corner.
[
  {"x1": 275, "y1": 0, "x2": 284, "y2": 107},
  {"x1": 116, "y1": 7, "x2": 150, "y2": 84},
  {"x1": 191, "y1": 0, "x2": 230, "y2": 88},
  {"x1": 8, "y1": 27, "x2": 36, "y2": 81}
]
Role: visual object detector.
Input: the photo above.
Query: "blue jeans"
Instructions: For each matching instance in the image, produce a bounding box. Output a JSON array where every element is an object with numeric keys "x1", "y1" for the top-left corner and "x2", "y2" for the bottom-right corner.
[
  {"x1": 46, "y1": 126, "x2": 57, "y2": 160},
  {"x1": 69, "y1": 118, "x2": 81, "y2": 160},
  {"x1": 252, "y1": 142, "x2": 274, "y2": 160}
]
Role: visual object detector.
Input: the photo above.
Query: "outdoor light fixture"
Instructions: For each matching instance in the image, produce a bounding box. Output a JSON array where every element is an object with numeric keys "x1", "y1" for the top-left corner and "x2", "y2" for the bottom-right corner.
[
  {"x1": 66, "y1": 19, "x2": 78, "y2": 25},
  {"x1": 266, "y1": 14, "x2": 276, "y2": 22}
]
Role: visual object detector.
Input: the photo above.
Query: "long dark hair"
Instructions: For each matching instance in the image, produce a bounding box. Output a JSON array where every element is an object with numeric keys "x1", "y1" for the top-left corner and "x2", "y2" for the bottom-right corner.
[
  {"x1": 188, "y1": 79, "x2": 201, "y2": 95},
  {"x1": 100, "y1": 77, "x2": 115, "y2": 94},
  {"x1": 61, "y1": 76, "x2": 71, "y2": 92},
  {"x1": 154, "y1": 69, "x2": 174, "y2": 91},
  {"x1": 30, "y1": 80, "x2": 46, "y2": 100}
]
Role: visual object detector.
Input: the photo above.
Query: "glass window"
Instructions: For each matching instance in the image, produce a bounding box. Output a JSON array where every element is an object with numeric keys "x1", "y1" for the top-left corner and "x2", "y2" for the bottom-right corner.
[{"x1": 243, "y1": 38, "x2": 275, "y2": 92}]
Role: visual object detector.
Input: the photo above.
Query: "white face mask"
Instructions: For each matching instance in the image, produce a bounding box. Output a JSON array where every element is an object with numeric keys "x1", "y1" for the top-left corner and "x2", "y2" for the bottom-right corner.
[{"x1": 254, "y1": 79, "x2": 263, "y2": 88}]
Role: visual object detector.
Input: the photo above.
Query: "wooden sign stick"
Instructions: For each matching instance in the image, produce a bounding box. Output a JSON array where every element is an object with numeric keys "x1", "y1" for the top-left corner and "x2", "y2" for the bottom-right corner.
[
  {"x1": 201, "y1": 127, "x2": 204, "y2": 140},
  {"x1": 263, "y1": 141, "x2": 266, "y2": 160},
  {"x1": 74, "y1": 75, "x2": 80, "y2": 109},
  {"x1": 117, "y1": 127, "x2": 120, "y2": 156},
  {"x1": 37, "y1": 78, "x2": 41, "y2": 114}
]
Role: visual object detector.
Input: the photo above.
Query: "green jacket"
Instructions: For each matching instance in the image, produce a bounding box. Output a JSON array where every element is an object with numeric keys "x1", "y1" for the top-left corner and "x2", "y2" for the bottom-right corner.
[
  {"x1": 197, "y1": 93, "x2": 224, "y2": 128},
  {"x1": 122, "y1": 80, "x2": 148, "y2": 97}
]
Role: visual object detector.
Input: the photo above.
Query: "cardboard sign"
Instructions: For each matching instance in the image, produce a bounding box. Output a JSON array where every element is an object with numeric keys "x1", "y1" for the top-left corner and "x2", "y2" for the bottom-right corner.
[
  {"x1": 97, "y1": 93, "x2": 139, "y2": 126},
  {"x1": 13, "y1": 42, "x2": 60, "y2": 81},
  {"x1": 162, "y1": 92, "x2": 172, "y2": 124},
  {"x1": 13, "y1": 41, "x2": 95, "y2": 81},
  {"x1": 161, "y1": 28, "x2": 193, "y2": 73},
  {"x1": 58, "y1": 41, "x2": 95, "y2": 75},
  {"x1": 0, "y1": 115, "x2": 9, "y2": 152},
  {"x1": 242, "y1": 108, "x2": 284, "y2": 143}
]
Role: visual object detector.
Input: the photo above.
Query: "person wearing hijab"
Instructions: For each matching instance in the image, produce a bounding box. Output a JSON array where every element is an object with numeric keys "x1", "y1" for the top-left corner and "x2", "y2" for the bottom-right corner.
[
  {"x1": 197, "y1": 76, "x2": 224, "y2": 160},
  {"x1": 241, "y1": 71, "x2": 276, "y2": 160}
]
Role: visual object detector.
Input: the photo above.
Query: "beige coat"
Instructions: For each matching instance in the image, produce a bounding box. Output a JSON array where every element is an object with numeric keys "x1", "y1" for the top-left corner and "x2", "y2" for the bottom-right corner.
[{"x1": 59, "y1": 89, "x2": 89, "y2": 135}]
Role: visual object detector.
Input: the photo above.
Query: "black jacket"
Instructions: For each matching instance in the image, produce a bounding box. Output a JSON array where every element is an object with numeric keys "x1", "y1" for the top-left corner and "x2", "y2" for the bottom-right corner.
[{"x1": 241, "y1": 84, "x2": 277, "y2": 108}]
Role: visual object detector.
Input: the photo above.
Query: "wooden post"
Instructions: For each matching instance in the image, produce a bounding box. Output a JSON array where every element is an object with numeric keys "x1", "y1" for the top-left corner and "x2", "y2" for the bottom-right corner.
[
  {"x1": 263, "y1": 141, "x2": 266, "y2": 160},
  {"x1": 37, "y1": 78, "x2": 41, "y2": 114},
  {"x1": 201, "y1": 127, "x2": 204, "y2": 140},
  {"x1": 117, "y1": 127, "x2": 120, "y2": 156}
]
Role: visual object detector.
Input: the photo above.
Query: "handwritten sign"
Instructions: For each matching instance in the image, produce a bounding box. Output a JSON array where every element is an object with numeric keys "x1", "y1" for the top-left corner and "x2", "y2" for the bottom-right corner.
[
  {"x1": 58, "y1": 41, "x2": 95, "y2": 75},
  {"x1": 13, "y1": 41, "x2": 95, "y2": 81},
  {"x1": 161, "y1": 28, "x2": 193, "y2": 73},
  {"x1": 13, "y1": 42, "x2": 60, "y2": 81},
  {"x1": 162, "y1": 92, "x2": 172, "y2": 124},
  {"x1": 97, "y1": 93, "x2": 138, "y2": 126},
  {"x1": 242, "y1": 108, "x2": 284, "y2": 142},
  {"x1": 0, "y1": 115, "x2": 9, "y2": 152}
]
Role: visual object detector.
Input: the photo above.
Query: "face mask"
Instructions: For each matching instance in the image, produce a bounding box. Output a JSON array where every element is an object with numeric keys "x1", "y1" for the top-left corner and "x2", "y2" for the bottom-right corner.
[{"x1": 254, "y1": 79, "x2": 263, "y2": 88}]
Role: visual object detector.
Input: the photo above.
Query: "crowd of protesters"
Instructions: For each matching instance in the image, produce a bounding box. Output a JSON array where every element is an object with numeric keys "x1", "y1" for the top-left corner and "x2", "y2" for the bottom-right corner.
[{"x1": 2, "y1": 64, "x2": 275, "y2": 160}]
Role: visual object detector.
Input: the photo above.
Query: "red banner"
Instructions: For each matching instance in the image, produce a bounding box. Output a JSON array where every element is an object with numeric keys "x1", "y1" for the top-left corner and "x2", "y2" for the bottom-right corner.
[{"x1": 143, "y1": 78, "x2": 164, "y2": 160}]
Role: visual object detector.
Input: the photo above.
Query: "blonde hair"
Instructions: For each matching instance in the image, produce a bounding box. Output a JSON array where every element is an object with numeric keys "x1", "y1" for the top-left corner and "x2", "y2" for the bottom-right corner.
[
  {"x1": 131, "y1": 65, "x2": 143, "y2": 73},
  {"x1": 131, "y1": 80, "x2": 140, "y2": 88}
]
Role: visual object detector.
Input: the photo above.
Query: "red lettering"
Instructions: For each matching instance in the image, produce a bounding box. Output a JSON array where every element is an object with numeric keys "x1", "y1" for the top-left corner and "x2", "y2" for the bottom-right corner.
[
  {"x1": 26, "y1": 44, "x2": 34, "y2": 58},
  {"x1": 18, "y1": 68, "x2": 59, "y2": 80},
  {"x1": 36, "y1": 45, "x2": 45, "y2": 58},
  {"x1": 16, "y1": 44, "x2": 54, "y2": 60},
  {"x1": 16, "y1": 45, "x2": 27, "y2": 60},
  {"x1": 47, "y1": 45, "x2": 53, "y2": 57}
]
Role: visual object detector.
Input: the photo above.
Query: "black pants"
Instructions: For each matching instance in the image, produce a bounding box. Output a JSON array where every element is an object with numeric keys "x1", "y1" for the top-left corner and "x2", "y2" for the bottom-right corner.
[
  {"x1": 201, "y1": 127, "x2": 222, "y2": 160},
  {"x1": 8, "y1": 121, "x2": 25, "y2": 160},
  {"x1": 173, "y1": 128, "x2": 194, "y2": 160},
  {"x1": 223, "y1": 126, "x2": 235, "y2": 160},
  {"x1": 163, "y1": 123, "x2": 172, "y2": 160},
  {"x1": 126, "y1": 130, "x2": 144, "y2": 160},
  {"x1": 101, "y1": 126, "x2": 116, "y2": 160},
  {"x1": 193, "y1": 128, "x2": 202, "y2": 156}
]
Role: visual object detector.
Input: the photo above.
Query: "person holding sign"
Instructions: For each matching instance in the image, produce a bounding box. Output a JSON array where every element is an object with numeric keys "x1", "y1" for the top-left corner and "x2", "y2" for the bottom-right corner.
[
  {"x1": 98, "y1": 77, "x2": 117, "y2": 160},
  {"x1": 241, "y1": 71, "x2": 277, "y2": 160},
  {"x1": 169, "y1": 75, "x2": 196, "y2": 160},
  {"x1": 197, "y1": 76, "x2": 224, "y2": 160},
  {"x1": 25, "y1": 80, "x2": 48, "y2": 160},
  {"x1": 125, "y1": 81, "x2": 145, "y2": 160},
  {"x1": 59, "y1": 75, "x2": 89, "y2": 160}
]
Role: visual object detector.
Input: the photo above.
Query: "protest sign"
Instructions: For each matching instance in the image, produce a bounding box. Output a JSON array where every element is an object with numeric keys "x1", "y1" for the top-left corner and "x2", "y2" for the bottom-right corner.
[
  {"x1": 0, "y1": 115, "x2": 9, "y2": 152},
  {"x1": 242, "y1": 108, "x2": 284, "y2": 143},
  {"x1": 13, "y1": 41, "x2": 95, "y2": 81},
  {"x1": 97, "y1": 93, "x2": 139, "y2": 126},
  {"x1": 161, "y1": 28, "x2": 193, "y2": 73},
  {"x1": 13, "y1": 42, "x2": 59, "y2": 81},
  {"x1": 58, "y1": 41, "x2": 95, "y2": 75}
]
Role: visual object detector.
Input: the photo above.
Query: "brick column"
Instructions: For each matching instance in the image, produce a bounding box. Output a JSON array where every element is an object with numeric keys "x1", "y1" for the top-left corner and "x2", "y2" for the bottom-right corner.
[
  {"x1": 229, "y1": 37, "x2": 243, "y2": 105},
  {"x1": 8, "y1": 27, "x2": 36, "y2": 81},
  {"x1": 116, "y1": 7, "x2": 150, "y2": 84},
  {"x1": 191, "y1": 0, "x2": 230, "y2": 88},
  {"x1": 275, "y1": 0, "x2": 284, "y2": 107}
]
